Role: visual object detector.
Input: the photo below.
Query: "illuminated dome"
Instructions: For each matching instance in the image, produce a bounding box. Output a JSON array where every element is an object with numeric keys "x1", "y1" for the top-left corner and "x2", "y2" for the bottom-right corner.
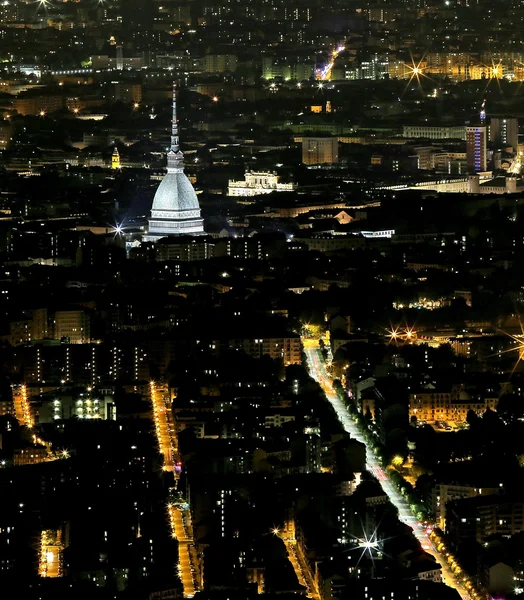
[{"x1": 145, "y1": 85, "x2": 204, "y2": 241}]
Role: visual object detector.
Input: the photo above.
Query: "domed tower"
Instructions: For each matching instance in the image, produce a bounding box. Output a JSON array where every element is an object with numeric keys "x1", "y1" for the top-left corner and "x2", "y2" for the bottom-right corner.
[
  {"x1": 145, "y1": 84, "x2": 204, "y2": 241},
  {"x1": 111, "y1": 146, "x2": 121, "y2": 170}
]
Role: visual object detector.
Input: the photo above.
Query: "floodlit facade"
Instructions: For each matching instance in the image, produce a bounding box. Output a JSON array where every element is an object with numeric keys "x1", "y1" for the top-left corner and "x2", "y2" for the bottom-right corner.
[
  {"x1": 39, "y1": 393, "x2": 116, "y2": 422},
  {"x1": 111, "y1": 147, "x2": 120, "y2": 169},
  {"x1": 228, "y1": 171, "x2": 296, "y2": 197},
  {"x1": 146, "y1": 84, "x2": 204, "y2": 241},
  {"x1": 402, "y1": 125, "x2": 466, "y2": 140},
  {"x1": 302, "y1": 137, "x2": 339, "y2": 165},
  {"x1": 54, "y1": 310, "x2": 90, "y2": 344},
  {"x1": 409, "y1": 389, "x2": 497, "y2": 424}
]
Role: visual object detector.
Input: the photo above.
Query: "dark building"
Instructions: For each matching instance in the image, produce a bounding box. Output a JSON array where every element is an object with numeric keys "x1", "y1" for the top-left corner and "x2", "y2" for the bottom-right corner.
[
  {"x1": 447, "y1": 495, "x2": 524, "y2": 546},
  {"x1": 121, "y1": 0, "x2": 155, "y2": 48}
]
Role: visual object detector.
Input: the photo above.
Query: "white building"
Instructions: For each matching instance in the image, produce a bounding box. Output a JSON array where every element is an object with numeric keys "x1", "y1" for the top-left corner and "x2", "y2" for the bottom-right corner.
[
  {"x1": 228, "y1": 171, "x2": 296, "y2": 197},
  {"x1": 145, "y1": 84, "x2": 204, "y2": 241},
  {"x1": 403, "y1": 125, "x2": 466, "y2": 140}
]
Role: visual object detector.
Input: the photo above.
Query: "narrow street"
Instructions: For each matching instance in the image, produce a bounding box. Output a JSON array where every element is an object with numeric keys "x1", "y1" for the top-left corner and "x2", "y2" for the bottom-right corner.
[{"x1": 149, "y1": 382, "x2": 202, "y2": 598}]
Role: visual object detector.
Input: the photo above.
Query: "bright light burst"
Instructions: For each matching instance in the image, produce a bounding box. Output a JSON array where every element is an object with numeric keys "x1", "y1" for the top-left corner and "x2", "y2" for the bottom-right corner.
[
  {"x1": 405, "y1": 58, "x2": 429, "y2": 87},
  {"x1": 315, "y1": 44, "x2": 345, "y2": 81},
  {"x1": 386, "y1": 323, "x2": 417, "y2": 344},
  {"x1": 342, "y1": 524, "x2": 389, "y2": 568}
]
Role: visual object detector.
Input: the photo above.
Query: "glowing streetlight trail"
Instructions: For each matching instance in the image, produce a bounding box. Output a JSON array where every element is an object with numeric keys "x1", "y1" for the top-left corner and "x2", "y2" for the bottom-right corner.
[
  {"x1": 13, "y1": 384, "x2": 34, "y2": 429},
  {"x1": 149, "y1": 382, "x2": 201, "y2": 597},
  {"x1": 303, "y1": 342, "x2": 471, "y2": 600},
  {"x1": 316, "y1": 45, "x2": 345, "y2": 81}
]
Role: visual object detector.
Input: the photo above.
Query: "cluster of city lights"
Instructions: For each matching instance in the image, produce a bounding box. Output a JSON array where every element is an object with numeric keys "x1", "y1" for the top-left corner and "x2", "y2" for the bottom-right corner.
[
  {"x1": 166, "y1": 501, "x2": 199, "y2": 596},
  {"x1": 39, "y1": 530, "x2": 63, "y2": 578}
]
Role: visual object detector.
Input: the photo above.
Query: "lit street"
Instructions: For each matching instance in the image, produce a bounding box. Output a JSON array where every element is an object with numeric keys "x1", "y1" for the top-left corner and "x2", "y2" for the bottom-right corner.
[
  {"x1": 276, "y1": 521, "x2": 320, "y2": 600},
  {"x1": 13, "y1": 384, "x2": 34, "y2": 429},
  {"x1": 304, "y1": 342, "x2": 471, "y2": 600},
  {"x1": 150, "y1": 382, "x2": 202, "y2": 598}
]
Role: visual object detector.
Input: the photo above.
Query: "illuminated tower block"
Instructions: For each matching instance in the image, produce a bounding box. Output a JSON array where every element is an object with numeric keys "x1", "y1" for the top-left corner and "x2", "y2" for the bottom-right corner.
[{"x1": 466, "y1": 125, "x2": 487, "y2": 173}]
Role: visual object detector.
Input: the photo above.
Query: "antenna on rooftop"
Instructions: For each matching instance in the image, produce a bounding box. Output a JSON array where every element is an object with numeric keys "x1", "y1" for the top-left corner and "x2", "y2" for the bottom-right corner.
[{"x1": 480, "y1": 98, "x2": 487, "y2": 125}]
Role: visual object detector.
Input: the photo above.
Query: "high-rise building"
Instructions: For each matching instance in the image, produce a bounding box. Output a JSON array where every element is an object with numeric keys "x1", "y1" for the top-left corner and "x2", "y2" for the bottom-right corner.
[
  {"x1": 54, "y1": 310, "x2": 90, "y2": 344},
  {"x1": 145, "y1": 85, "x2": 204, "y2": 241},
  {"x1": 466, "y1": 125, "x2": 487, "y2": 172},
  {"x1": 302, "y1": 137, "x2": 339, "y2": 165},
  {"x1": 113, "y1": 83, "x2": 142, "y2": 104},
  {"x1": 489, "y1": 117, "x2": 518, "y2": 151}
]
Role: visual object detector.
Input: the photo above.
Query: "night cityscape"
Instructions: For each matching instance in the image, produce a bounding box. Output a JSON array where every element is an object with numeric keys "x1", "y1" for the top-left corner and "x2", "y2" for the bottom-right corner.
[{"x1": 1, "y1": 0, "x2": 524, "y2": 599}]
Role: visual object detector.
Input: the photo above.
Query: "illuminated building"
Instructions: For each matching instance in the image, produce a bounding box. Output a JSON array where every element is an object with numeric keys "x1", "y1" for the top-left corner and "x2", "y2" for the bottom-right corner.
[
  {"x1": 432, "y1": 483, "x2": 503, "y2": 530},
  {"x1": 261, "y1": 56, "x2": 313, "y2": 81},
  {"x1": 489, "y1": 117, "x2": 518, "y2": 151},
  {"x1": 201, "y1": 54, "x2": 238, "y2": 73},
  {"x1": 358, "y1": 53, "x2": 389, "y2": 80},
  {"x1": 145, "y1": 84, "x2": 204, "y2": 241},
  {"x1": 39, "y1": 530, "x2": 64, "y2": 578},
  {"x1": 91, "y1": 55, "x2": 143, "y2": 70},
  {"x1": 402, "y1": 125, "x2": 466, "y2": 140},
  {"x1": 113, "y1": 83, "x2": 142, "y2": 104},
  {"x1": 409, "y1": 388, "x2": 498, "y2": 425},
  {"x1": 38, "y1": 391, "x2": 116, "y2": 422},
  {"x1": 8, "y1": 318, "x2": 32, "y2": 346},
  {"x1": 0, "y1": 121, "x2": 12, "y2": 150},
  {"x1": 13, "y1": 447, "x2": 48, "y2": 466},
  {"x1": 54, "y1": 310, "x2": 90, "y2": 344},
  {"x1": 111, "y1": 147, "x2": 121, "y2": 170},
  {"x1": 13, "y1": 95, "x2": 64, "y2": 116},
  {"x1": 0, "y1": 395, "x2": 14, "y2": 417},
  {"x1": 302, "y1": 137, "x2": 339, "y2": 165},
  {"x1": 156, "y1": 235, "x2": 215, "y2": 261},
  {"x1": 218, "y1": 336, "x2": 302, "y2": 365},
  {"x1": 446, "y1": 495, "x2": 522, "y2": 544},
  {"x1": 466, "y1": 125, "x2": 487, "y2": 172},
  {"x1": 228, "y1": 171, "x2": 296, "y2": 197}
]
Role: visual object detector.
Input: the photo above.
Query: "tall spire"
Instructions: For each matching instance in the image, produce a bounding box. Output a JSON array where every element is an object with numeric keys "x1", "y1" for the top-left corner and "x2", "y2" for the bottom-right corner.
[
  {"x1": 171, "y1": 82, "x2": 179, "y2": 152},
  {"x1": 146, "y1": 81, "x2": 205, "y2": 241},
  {"x1": 167, "y1": 83, "x2": 184, "y2": 172}
]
